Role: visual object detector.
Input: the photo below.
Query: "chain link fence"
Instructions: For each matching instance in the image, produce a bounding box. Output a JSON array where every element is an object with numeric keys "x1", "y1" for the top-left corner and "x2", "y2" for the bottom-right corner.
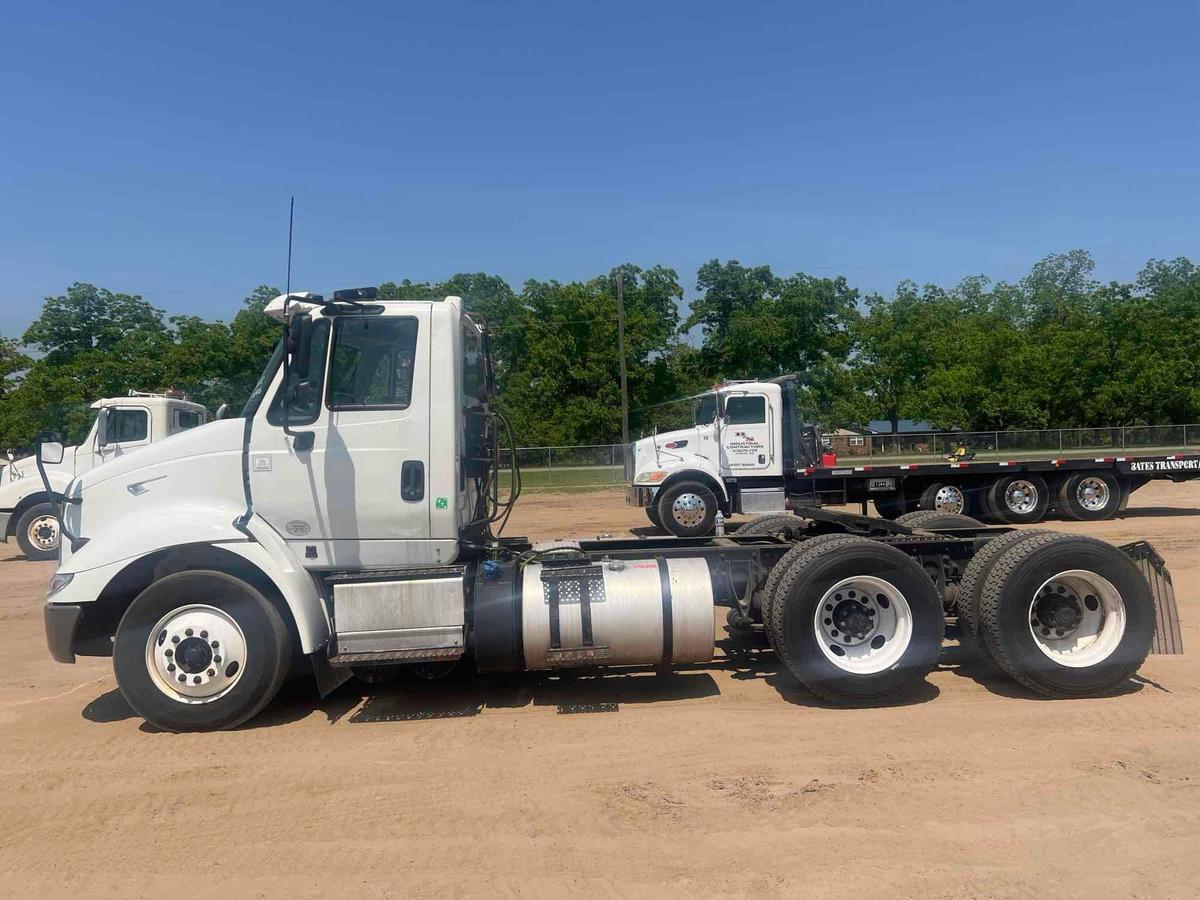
[{"x1": 509, "y1": 424, "x2": 1200, "y2": 492}]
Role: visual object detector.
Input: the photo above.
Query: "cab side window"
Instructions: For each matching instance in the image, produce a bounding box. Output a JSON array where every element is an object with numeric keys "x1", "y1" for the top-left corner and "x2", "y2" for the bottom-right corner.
[
  {"x1": 174, "y1": 409, "x2": 204, "y2": 432},
  {"x1": 327, "y1": 317, "x2": 419, "y2": 409},
  {"x1": 725, "y1": 396, "x2": 766, "y2": 425},
  {"x1": 109, "y1": 409, "x2": 149, "y2": 443}
]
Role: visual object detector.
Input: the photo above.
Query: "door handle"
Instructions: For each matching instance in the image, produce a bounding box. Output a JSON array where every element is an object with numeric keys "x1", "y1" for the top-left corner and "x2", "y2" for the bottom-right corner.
[{"x1": 401, "y1": 460, "x2": 425, "y2": 502}]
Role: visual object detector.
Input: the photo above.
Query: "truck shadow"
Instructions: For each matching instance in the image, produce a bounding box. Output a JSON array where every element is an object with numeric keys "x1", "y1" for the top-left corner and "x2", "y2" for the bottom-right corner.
[{"x1": 940, "y1": 642, "x2": 1146, "y2": 700}]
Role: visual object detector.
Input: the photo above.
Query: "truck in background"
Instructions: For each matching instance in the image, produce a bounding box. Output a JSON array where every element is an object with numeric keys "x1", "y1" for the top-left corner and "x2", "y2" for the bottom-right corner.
[
  {"x1": 1, "y1": 392, "x2": 207, "y2": 559},
  {"x1": 626, "y1": 377, "x2": 1200, "y2": 537}
]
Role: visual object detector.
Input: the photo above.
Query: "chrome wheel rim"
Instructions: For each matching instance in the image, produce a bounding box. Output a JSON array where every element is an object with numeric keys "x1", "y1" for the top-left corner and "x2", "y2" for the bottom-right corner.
[
  {"x1": 27, "y1": 514, "x2": 60, "y2": 551},
  {"x1": 1027, "y1": 570, "x2": 1125, "y2": 667},
  {"x1": 1004, "y1": 480, "x2": 1039, "y2": 514},
  {"x1": 671, "y1": 492, "x2": 707, "y2": 528},
  {"x1": 1076, "y1": 477, "x2": 1110, "y2": 512},
  {"x1": 933, "y1": 485, "x2": 965, "y2": 514},
  {"x1": 813, "y1": 576, "x2": 913, "y2": 674},
  {"x1": 145, "y1": 604, "x2": 247, "y2": 703}
]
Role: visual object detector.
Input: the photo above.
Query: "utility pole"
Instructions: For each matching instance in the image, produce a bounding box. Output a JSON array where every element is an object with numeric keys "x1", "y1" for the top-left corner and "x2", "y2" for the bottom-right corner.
[{"x1": 616, "y1": 270, "x2": 630, "y2": 447}]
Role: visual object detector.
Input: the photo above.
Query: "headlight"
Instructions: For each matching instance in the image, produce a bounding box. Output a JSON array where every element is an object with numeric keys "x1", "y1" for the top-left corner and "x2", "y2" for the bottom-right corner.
[
  {"x1": 635, "y1": 471, "x2": 668, "y2": 484},
  {"x1": 48, "y1": 572, "x2": 74, "y2": 597}
]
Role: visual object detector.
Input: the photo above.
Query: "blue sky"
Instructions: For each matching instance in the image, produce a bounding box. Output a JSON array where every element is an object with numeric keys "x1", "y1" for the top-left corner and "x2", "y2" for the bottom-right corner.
[{"x1": 2, "y1": 0, "x2": 1197, "y2": 337}]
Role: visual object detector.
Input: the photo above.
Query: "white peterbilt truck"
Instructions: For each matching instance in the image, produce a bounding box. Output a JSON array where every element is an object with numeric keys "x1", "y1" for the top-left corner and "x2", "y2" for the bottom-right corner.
[
  {"x1": 1, "y1": 392, "x2": 207, "y2": 560},
  {"x1": 627, "y1": 378, "x2": 1200, "y2": 537},
  {"x1": 39, "y1": 288, "x2": 1182, "y2": 731}
]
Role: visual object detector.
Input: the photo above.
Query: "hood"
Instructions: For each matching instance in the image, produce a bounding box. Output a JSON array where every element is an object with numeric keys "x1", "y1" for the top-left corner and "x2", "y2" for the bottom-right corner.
[
  {"x1": 630, "y1": 424, "x2": 720, "y2": 484},
  {"x1": 74, "y1": 418, "x2": 244, "y2": 491}
]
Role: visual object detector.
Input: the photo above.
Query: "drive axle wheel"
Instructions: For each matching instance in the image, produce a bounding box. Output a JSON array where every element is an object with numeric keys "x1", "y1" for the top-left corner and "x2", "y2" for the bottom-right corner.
[
  {"x1": 766, "y1": 536, "x2": 944, "y2": 704},
  {"x1": 978, "y1": 533, "x2": 1154, "y2": 697},
  {"x1": 114, "y1": 570, "x2": 290, "y2": 732},
  {"x1": 955, "y1": 529, "x2": 1050, "y2": 661},
  {"x1": 15, "y1": 502, "x2": 61, "y2": 560}
]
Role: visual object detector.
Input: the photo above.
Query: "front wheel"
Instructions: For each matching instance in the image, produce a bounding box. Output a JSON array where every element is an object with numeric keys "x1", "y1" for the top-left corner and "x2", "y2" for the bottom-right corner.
[
  {"x1": 113, "y1": 570, "x2": 290, "y2": 732},
  {"x1": 15, "y1": 502, "x2": 61, "y2": 560},
  {"x1": 655, "y1": 480, "x2": 719, "y2": 537},
  {"x1": 645, "y1": 505, "x2": 663, "y2": 531}
]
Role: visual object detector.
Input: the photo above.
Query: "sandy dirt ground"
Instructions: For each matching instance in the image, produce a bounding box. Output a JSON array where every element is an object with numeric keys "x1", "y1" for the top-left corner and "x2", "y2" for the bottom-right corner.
[{"x1": 2, "y1": 483, "x2": 1199, "y2": 898}]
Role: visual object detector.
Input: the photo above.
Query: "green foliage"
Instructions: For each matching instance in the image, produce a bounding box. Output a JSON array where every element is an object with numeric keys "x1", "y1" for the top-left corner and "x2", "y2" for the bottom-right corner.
[{"x1": 2, "y1": 251, "x2": 1199, "y2": 450}]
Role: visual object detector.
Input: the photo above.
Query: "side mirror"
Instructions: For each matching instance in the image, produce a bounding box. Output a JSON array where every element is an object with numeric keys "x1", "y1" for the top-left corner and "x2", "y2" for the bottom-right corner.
[
  {"x1": 215, "y1": 403, "x2": 229, "y2": 421},
  {"x1": 96, "y1": 408, "x2": 110, "y2": 447},
  {"x1": 288, "y1": 315, "x2": 314, "y2": 378},
  {"x1": 39, "y1": 439, "x2": 64, "y2": 466}
]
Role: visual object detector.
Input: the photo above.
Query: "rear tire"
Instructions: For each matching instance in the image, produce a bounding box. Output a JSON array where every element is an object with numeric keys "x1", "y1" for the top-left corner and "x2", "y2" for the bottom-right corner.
[
  {"x1": 986, "y1": 474, "x2": 1049, "y2": 524},
  {"x1": 767, "y1": 536, "x2": 945, "y2": 704},
  {"x1": 895, "y1": 510, "x2": 983, "y2": 531},
  {"x1": 919, "y1": 482, "x2": 969, "y2": 515},
  {"x1": 873, "y1": 494, "x2": 914, "y2": 519},
  {"x1": 956, "y1": 529, "x2": 1051, "y2": 662},
  {"x1": 113, "y1": 570, "x2": 290, "y2": 732},
  {"x1": 15, "y1": 502, "x2": 61, "y2": 561},
  {"x1": 1057, "y1": 471, "x2": 1123, "y2": 521},
  {"x1": 977, "y1": 533, "x2": 1154, "y2": 697},
  {"x1": 735, "y1": 513, "x2": 807, "y2": 538},
  {"x1": 656, "y1": 480, "x2": 719, "y2": 538}
]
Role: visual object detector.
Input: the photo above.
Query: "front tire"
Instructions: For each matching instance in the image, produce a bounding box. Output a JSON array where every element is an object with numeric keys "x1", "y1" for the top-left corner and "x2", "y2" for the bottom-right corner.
[
  {"x1": 656, "y1": 480, "x2": 719, "y2": 537},
  {"x1": 113, "y1": 570, "x2": 290, "y2": 732},
  {"x1": 645, "y1": 505, "x2": 663, "y2": 531},
  {"x1": 15, "y1": 502, "x2": 61, "y2": 560},
  {"x1": 766, "y1": 536, "x2": 945, "y2": 704}
]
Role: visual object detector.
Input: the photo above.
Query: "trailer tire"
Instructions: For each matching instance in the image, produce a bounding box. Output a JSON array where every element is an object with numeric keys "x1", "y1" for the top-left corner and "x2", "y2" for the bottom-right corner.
[
  {"x1": 656, "y1": 480, "x2": 719, "y2": 538},
  {"x1": 978, "y1": 533, "x2": 1154, "y2": 697},
  {"x1": 918, "y1": 482, "x2": 970, "y2": 516},
  {"x1": 986, "y1": 474, "x2": 1050, "y2": 524},
  {"x1": 895, "y1": 510, "x2": 983, "y2": 531},
  {"x1": 113, "y1": 570, "x2": 290, "y2": 732},
  {"x1": 15, "y1": 501, "x2": 61, "y2": 560},
  {"x1": 767, "y1": 536, "x2": 945, "y2": 704},
  {"x1": 956, "y1": 529, "x2": 1051, "y2": 662},
  {"x1": 736, "y1": 513, "x2": 807, "y2": 539},
  {"x1": 1057, "y1": 471, "x2": 1123, "y2": 521}
]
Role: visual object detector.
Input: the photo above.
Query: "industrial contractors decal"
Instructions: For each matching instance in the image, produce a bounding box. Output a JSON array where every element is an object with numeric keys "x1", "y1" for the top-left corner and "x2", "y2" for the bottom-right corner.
[{"x1": 1128, "y1": 459, "x2": 1200, "y2": 472}]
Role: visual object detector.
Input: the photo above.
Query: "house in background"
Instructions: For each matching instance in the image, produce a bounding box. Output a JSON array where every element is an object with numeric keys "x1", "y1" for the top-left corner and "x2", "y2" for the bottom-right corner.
[{"x1": 826, "y1": 426, "x2": 875, "y2": 457}]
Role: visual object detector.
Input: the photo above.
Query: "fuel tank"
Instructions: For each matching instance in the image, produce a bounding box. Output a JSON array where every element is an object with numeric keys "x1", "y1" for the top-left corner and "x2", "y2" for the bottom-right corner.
[{"x1": 520, "y1": 557, "x2": 715, "y2": 670}]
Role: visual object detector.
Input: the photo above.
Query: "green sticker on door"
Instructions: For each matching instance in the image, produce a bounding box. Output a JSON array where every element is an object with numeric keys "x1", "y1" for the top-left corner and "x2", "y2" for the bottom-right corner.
[{"x1": 435, "y1": 497, "x2": 448, "y2": 509}]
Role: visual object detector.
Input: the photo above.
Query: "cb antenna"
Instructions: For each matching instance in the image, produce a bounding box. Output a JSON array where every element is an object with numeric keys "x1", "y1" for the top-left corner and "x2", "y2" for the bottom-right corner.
[{"x1": 285, "y1": 195, "x2": 294, "y2": 306}]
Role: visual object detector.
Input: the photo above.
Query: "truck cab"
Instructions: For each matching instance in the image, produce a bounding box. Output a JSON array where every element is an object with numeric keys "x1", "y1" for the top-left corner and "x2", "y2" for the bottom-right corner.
[
  {"x1": 0, "y1": 392, "x2": 207, "y2": 559},
  {"x1": 628, "y1": 376, "x2": 827, "y2": 536}
]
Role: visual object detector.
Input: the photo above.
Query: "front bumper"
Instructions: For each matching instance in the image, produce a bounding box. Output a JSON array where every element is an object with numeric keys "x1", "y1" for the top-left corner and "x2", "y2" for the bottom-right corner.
[
  {"x1": 45, "y1": 603, "x2": 82, "y2": 663},
  {"x1": 626, "y1": 486, "x2": 655, "y2": 508}
]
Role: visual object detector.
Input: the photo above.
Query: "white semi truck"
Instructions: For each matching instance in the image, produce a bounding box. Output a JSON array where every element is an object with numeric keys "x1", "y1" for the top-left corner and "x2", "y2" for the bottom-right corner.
[
  {"x1": 39, "y1": 288, "x2": 1181, "y2": 732},
  {"x1": 1, "y1": 392, "x2": 207, "y2": 559},
  {"x1": 627, "y1": 378, "x2": 1200, "y2": 537}
]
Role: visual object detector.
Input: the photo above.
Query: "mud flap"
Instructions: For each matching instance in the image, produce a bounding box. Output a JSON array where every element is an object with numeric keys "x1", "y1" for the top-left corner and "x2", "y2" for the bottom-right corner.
[
  {"x1": 310, "y1": 648, "x2": 354, "y2": 697},
  {"x1": 1121, "y1": 540, "x2": 1183, "y2": 654}
]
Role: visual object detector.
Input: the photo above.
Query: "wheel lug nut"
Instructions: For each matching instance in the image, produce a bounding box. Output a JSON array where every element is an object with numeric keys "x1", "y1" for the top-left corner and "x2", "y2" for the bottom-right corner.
[
  {"x1": 200, "y1": 630, "x2": 208, "y2": 639},
  {"x1": 213, "y1": 655, "x2": 222, "y2": 663},
  {"x1": 193, "y1": 676, "x2": 202, "y2": 685},
  {"x1": 185, "y1": 628, "x2": 194, "y2": 637},
  {"x1": 171, "y1": 636, "x2": 180, "y2": 644},
  {"x1": 177, "y1": 674, "x2": 186, "y2": 683},
  {"x1": 165, "y1": 649, "x2": 173, "y2": 657},
  {"x1": 167, "y1": 663, "x2": 176, "y2": 672},
  {"x1": 211, "y1": 640, "x2": 220, "y2": 649},
  {"x1": 207, "y1": 669, "x2": 216, "y2": 677}
]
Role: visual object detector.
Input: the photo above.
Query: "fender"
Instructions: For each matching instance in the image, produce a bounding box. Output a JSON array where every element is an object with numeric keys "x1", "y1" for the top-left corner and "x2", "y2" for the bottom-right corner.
[
  {"x1": 54, "y1": 503, "x2": 330, "y2": 653},
  {"x1": 658, "y1": 462, "x2": 730, "y2": 506},
  {"x1": 0, "y1": 469, "x2": 73, "y2": 537}
]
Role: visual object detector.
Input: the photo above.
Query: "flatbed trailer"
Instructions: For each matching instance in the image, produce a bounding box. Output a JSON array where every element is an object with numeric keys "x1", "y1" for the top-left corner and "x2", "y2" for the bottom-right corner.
[
  {"x1": 625, "y1": 375, "x2": 1200, "y2": 533},
  {"x1": 777, "y1": 451, "x2": 1200, "y2": 523}
]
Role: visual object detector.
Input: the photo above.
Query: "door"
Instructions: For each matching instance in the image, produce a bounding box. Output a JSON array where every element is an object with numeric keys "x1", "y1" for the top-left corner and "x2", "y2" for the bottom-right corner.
[
  {"x1": 720, "y1": 392, "x2": 773, "y2": 472},
  {"x1": 89, "y1": 406, "x2": 152, "y2": 473},
  {"x1": 249, "y1": 310, "x2": 437, "y2": 568}
]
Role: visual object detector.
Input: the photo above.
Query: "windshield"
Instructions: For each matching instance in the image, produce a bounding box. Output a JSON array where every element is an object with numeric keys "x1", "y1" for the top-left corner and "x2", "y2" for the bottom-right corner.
[{"x1": 241, "y1": 339, "x2": 285, "y2": 418}]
